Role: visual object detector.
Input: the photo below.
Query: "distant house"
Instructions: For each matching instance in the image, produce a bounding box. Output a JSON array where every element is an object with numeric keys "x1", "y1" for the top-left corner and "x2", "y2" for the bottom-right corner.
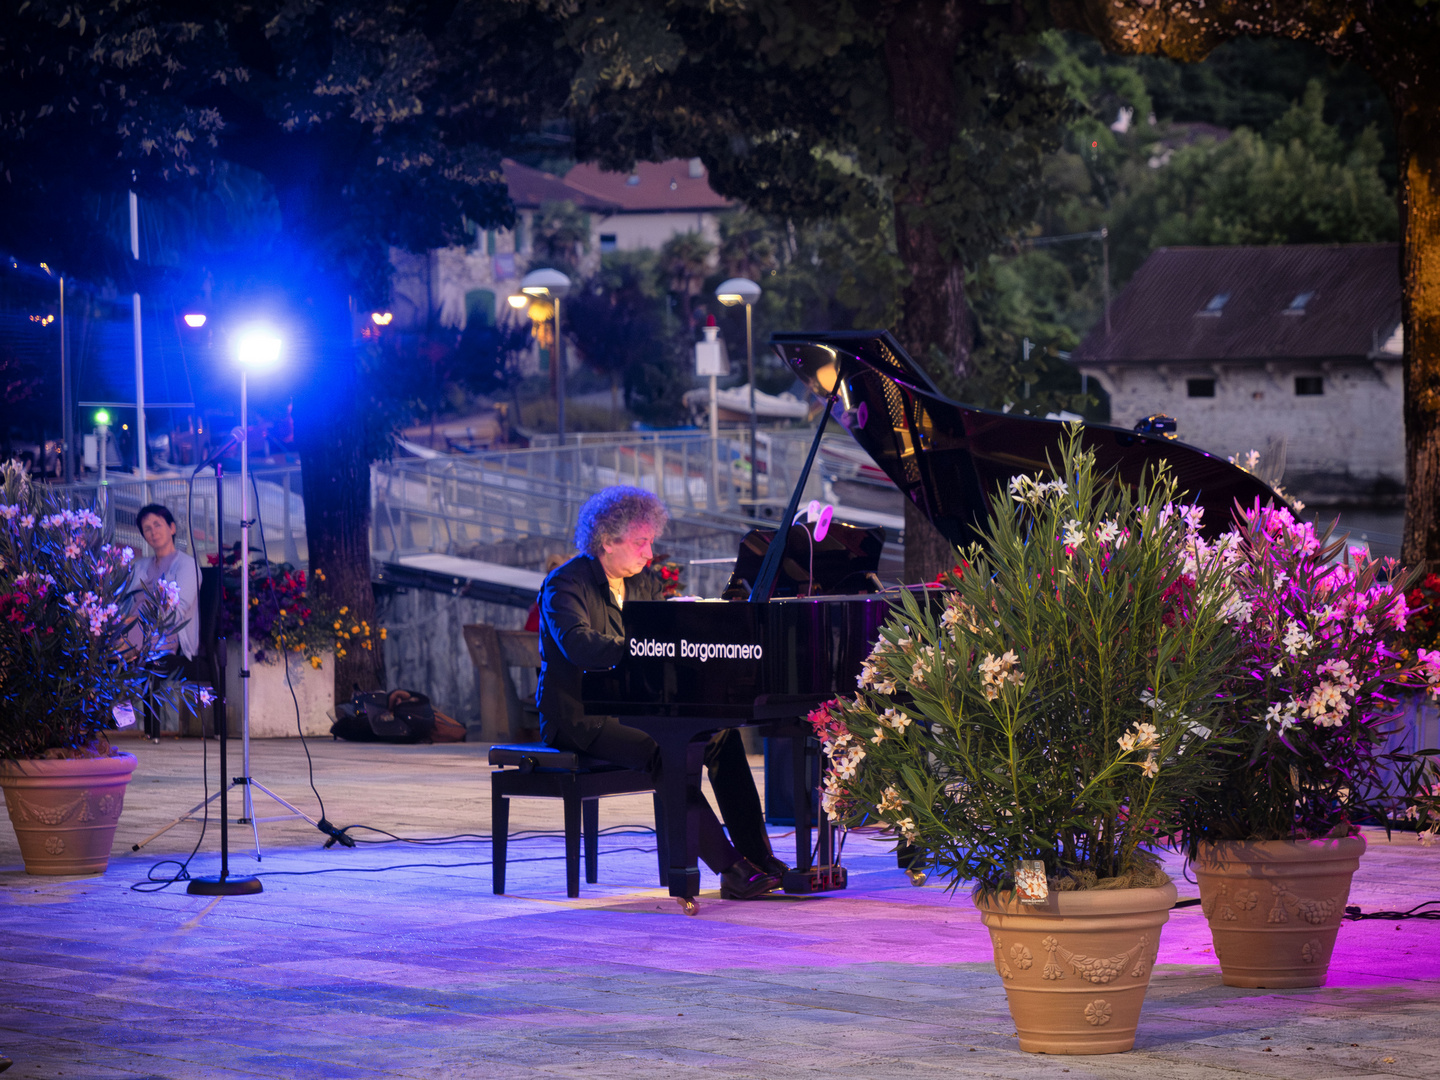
[
  {"x1": 387, "y1": 158, "x2": 733, "y2": 336},
  {"x1": 563, "y1": 158, "x2": 736, "y2": 253},
  {"x1": 1069, "y1": 244, "x2": 1404, "y2": 505}
]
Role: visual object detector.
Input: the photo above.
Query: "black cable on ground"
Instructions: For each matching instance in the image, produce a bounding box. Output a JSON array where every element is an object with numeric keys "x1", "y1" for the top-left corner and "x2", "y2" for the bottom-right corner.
[{"x1": 1344, "y1": 900, "x2": 1440, "y2": 920}]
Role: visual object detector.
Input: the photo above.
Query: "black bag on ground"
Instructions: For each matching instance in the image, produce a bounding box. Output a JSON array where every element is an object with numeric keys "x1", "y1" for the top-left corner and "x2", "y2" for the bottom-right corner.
[{"x1": 330, "y1": 689, "x2": 435, "y2": 744}]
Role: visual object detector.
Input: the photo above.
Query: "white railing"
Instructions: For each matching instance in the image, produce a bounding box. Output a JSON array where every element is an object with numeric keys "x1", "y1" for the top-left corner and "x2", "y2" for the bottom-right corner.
[{"x1": 49, "y1": 468, "x2": 307, "y2": 567}]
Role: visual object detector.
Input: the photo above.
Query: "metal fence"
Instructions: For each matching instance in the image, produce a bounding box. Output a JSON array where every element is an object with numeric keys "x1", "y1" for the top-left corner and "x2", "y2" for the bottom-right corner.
[
  {"x1": 43, "y1": 428, "x2": 900, "y2": 598},
  {"x1": 51, "y1": 468, "x2": 308, "y2": 567},
  {"x1": 370, "y1": 431, "x2": 832, "y2": 597}
]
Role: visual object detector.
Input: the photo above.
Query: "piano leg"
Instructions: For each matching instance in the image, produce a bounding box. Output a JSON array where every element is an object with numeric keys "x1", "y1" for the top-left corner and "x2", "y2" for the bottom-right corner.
[
  {"x1": 652, "y1": 730, "x2": 704, "y2": 901},
  {"x1": 790, "y1": 729, "x2": 813, "y2": 874}
]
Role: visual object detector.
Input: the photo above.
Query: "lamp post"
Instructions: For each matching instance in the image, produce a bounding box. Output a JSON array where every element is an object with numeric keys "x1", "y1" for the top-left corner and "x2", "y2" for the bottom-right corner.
[
  {"x1": 716, "y1": 278, "x2": 762, "y2": 506},
  {"x1": 521, "y1": 268, "x2": 572, "y2": 442},
  {"x1": 93, "y1": 410, "x2": 111, "y2": 489}
]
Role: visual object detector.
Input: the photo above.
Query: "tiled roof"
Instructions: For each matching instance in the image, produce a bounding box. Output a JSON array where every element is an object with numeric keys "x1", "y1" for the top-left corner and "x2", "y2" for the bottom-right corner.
[
  {"x1": 1072, "y1": 244, "x2": 1402, "y2": 365},
  {"x1": 563, "y1": 159, "x2": 735, "y2": 212},
  {"x1": 502, "y1": 159, "x2": 620, "y2": 213}
]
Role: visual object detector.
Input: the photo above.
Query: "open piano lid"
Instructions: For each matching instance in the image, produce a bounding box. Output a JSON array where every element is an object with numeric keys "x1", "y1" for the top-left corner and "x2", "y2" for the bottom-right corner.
[{"x1": 771, "y1": 329, "x2": 1284, "y2": 547}]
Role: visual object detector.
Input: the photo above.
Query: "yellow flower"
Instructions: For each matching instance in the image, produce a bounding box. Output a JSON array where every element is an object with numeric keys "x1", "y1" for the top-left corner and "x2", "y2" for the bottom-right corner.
[
  {"x1": 339, "y1": 606, "x2": 349, "y2": 615},
  {"x1": 337, "y1": 648, "x2": 347, "y2": 658},
  {"x1": 362, "y1": 640, "x2": 372, "y2": 650},
  {"x1": 278, "y1": 609, "x2": 287, "y2": 617},
  {"x1": 350, "y1": 625, "x2": 360, "y2": 635},
  {"x1": 314, "y1": 569, "x2": 326, "y2": 580},
  {"x1": 379, "y1": 628, "x2": 387, "y2": 640},
  {"x1": 333, "y1": 621, "x2": 341, "y2": 630},
  {"x1": 309, "y1": 655, "x2": 322, "y2": 669}
]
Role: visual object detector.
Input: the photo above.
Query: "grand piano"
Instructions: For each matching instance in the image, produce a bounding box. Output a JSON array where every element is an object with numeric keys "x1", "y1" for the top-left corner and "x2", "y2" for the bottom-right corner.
[{"x1": 584, "y1": 329, "x2": 1282, "y2": 908}]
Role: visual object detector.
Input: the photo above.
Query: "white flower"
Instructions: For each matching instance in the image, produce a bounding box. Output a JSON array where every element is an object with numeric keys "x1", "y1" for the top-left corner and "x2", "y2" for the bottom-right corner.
[
  {"x1": 1281, "y1": 620, "x2": 1315, "y2": 657},
  {"x1": 895, "y1": 817, "x2": 919, "y2": 843},
  {"x1": 978, "y1": 650, "x2": 1023, "y2": 701},
  {"x1": 877, "y1": 787, "x2": 904, "y2": 813},
  {"x1": 1095, "y1": 520, "x2": 1120, "y2": 545},
  {"x1": 1062, "y1": 519, "x2": 1085, "y2": 548},
  {"x1": 879, "y1": 707, "x2": 912, "y2": 732},
  {"x1": 1264, "y1": 702, "x2": 1299, "y2": 733},
  {"x1": 157, "y1": 578, "x2": 182, "y2": 609},
  {"x1": 871, "y1": 727, "x2": 887, "y2": 745},
  {"x1": 1141, "y1": 754, "x2": 1160, "y2": 779}
]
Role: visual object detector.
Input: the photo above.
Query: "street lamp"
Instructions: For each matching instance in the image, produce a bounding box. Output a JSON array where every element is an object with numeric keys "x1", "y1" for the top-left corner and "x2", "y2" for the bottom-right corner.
[
  {"x1": 717, "y1": 278, "x2": 763, "y2": 505},
  {"x1": 93, "y1": 409, "x2": 111, "y2": 488},
  {"x1": 521, "y1": 268, "x2": 572, "y2": 441}
]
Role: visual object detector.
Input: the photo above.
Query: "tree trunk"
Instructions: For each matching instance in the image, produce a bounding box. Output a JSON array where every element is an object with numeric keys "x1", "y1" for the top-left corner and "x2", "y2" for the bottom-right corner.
[
  {"x1": 884, "y1": 0, "x2": 972, "y2": 582},
  {"x1": 1398, "y1": 89, "x2": 1440, "y2": 573},
  {"x1": 885, "y1": 0, "x2": 974, "y2": 388},
  {"x1": 293, "y1": 322, "x2": 385, "y2": 700}
]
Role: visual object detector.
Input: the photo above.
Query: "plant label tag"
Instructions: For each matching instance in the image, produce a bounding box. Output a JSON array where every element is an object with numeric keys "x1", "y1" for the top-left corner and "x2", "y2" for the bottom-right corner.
[
  {"x1": 112, "y1": 702, "x2": 137, "y2": 728},
  {"x1": 1015, "y1": 860, "x2": 1048, "y2": 904}
]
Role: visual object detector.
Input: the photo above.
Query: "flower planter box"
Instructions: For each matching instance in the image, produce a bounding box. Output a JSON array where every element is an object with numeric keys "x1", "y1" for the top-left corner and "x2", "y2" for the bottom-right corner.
[{"x1": 224, "y1": 643, "x2": 335, "y2": 738}]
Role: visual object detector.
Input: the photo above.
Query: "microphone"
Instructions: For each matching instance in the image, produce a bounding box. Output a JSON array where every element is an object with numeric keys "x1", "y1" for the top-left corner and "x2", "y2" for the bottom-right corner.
[{"x1": 192, "y1": 427, "x2": 246, "y2": 473}]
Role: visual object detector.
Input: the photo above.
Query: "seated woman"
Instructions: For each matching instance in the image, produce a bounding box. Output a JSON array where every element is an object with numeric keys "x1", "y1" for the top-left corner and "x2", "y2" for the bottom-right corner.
[
  {"x1": 131, "y1": 503, "x2": 200, "y2": 738},
  {"x1": 537, "y1": 485, "x2": 786, "y2": 900}
]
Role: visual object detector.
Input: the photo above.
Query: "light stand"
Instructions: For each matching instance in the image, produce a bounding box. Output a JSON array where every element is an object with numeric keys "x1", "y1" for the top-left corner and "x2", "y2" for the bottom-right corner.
[
  {"x1": 187, "y1": 456, "x2": 261, "y2": 896},
  {"x1": 231, "y1": 338, "x2": 323, "y2": 851}
]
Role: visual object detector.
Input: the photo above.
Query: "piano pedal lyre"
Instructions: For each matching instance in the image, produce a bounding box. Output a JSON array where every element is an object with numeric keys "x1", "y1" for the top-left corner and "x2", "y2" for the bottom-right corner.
[{"x1": 675, "y1": 896, "x2": 700, "y2": 916}]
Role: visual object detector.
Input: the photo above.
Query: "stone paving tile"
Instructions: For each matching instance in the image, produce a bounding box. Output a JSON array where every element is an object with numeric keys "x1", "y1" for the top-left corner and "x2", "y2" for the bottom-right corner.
[{"x1": 4, "y1": 739, "x2": 1440, "y2": 1080}]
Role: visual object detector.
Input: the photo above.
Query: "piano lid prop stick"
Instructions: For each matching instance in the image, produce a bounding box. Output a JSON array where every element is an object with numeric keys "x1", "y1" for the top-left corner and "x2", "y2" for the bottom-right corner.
[{"x1": 749, "y1": 384, "x2": 841, "y2": 602}]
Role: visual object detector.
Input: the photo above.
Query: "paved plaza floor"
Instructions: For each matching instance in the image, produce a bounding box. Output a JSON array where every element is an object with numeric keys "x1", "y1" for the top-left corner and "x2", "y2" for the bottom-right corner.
[{"x1": 2, "y1": 737, "x2": 1438, "y2": 1079}]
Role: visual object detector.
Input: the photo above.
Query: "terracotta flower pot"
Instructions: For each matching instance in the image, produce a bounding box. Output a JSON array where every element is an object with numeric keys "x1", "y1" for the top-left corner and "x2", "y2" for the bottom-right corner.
[
  {"x1": 974, "y1": 879, "x2": 1177, "y2": 1054},
  {"x1": 1193, "y1": 835, "x2": 1365, "y2": 988},
  {"x1": 0, "y1": 752, "x2": 138, "y2": 875}
]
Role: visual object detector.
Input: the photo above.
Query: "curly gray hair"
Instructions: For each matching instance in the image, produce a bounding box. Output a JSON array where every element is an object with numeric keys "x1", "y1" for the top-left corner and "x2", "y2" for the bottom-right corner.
[{"x1": 574, "y1": 486, "x2": 668, "y2": 557}]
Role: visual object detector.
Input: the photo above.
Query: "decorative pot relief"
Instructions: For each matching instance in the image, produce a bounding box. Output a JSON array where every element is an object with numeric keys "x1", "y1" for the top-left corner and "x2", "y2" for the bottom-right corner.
[
  {"x1": 1084, "y1": 1000, "x2": 1113, "y2": 1026},
  {"x1": 992, "y1": 935, "x2": 1013, "y2": 979},
  {"x1": 1200, "y1": 882, "x2": 1258, "y2": 922},
  {"x1": 1301, "y1": 938, "x2": 1324, "y2": 963},
  {"x1": 44, "y1": 836, "x2": 65, "y2": 854},
  {"x1": 1266, "y1": 883, "x2": 1338, "y2": 926},
  {"x1": 1037, "y1": 933, "x2": 1150, "y2": 984},
  {"x1": 9, "y1": 789, "x2": 121, "y2": 826}
]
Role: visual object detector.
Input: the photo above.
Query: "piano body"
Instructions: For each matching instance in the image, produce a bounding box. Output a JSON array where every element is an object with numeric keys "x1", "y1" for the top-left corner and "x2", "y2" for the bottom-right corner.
[{"x1": 584, "y1": 330, "x2": 1282, "y2": 905}]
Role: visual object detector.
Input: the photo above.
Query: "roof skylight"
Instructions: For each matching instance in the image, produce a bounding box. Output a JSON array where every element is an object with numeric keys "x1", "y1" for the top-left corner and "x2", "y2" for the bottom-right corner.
[
  {"x1": 1285, "y1": 291, "x2": 1315, "y2": 314},
  {"x1": 1199, "y1": 292, "x2": 1230, "y2": 315}
]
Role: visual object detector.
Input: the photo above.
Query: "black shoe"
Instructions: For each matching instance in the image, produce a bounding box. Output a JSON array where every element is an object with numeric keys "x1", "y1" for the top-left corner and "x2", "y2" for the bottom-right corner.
[
  {"x1": 719, "y1": 857, "x2": 782, "y2": 900},
  {"x1": 755, "y1": 855, "x2": 790, "y2": 878}
]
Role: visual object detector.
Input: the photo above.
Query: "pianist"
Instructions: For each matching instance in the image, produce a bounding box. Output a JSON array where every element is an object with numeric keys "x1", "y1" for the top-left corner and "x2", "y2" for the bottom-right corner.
[{"x1": 537, "y1": 485, "x2": 785, "y2": 900}]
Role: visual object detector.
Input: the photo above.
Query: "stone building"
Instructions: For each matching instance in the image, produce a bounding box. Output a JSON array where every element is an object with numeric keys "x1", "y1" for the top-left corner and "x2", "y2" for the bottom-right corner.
[{"x1": 1069, "y1": 244, "x2": 1404, "y2": 505}]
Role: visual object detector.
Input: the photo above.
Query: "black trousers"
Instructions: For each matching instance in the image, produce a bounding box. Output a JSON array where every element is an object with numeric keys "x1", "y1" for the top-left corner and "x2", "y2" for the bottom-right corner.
[
  {"x1": 553, "y1": 720, "x2": 770, "y2": 875},
  {"x1": 141, "y1": 652, "x2": 188, "y2": 739}
]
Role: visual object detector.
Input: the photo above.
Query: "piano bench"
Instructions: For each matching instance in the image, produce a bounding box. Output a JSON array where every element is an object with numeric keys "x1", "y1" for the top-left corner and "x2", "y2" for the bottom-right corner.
[{"x1": 487, "y1": 742, "x2": 665, "y2": 898}]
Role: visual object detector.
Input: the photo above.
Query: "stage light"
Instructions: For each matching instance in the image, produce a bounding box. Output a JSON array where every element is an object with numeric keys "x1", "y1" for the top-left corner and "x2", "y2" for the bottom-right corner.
[
  {"x1": 236, "y1": 329, "x2": 283, "y2": 371},
  {"x1": 370, "y1": 311, "x2": 393, "y2": 326},
  {"x1": 93, "y1": 409, "x2": 111, "y2": 426},
  {"x1": 507, "y1": 293, "x2": 528, "y2": 310},
  {"x1": 183, "y1": 313, "x2": 207, "y2": 328}
]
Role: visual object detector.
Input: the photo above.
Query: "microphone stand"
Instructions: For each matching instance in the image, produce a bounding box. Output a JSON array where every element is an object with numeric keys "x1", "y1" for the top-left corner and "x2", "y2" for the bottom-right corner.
[{"x1": 188, "y1": 456, "x2": 261, "y2": 896}]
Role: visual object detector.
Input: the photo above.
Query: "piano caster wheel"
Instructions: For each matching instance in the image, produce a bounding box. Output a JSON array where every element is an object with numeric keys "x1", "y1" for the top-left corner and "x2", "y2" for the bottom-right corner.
[
  {"x1": 906, "y1": 868, "x2": 928, "y2": 887},
  {"x1": 675, "y1": 896, "x2": 700, "y2": 916}
]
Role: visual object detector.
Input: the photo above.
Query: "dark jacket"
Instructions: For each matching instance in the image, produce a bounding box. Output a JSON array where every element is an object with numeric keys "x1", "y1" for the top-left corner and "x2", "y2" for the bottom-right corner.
[{"x1": 536, "y1": 554, "x2": 662, "y2": 749}]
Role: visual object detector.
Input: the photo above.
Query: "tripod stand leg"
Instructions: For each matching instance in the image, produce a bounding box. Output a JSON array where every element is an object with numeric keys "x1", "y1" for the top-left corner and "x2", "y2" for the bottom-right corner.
[
  {"x1": 130, "y1": 787, "x2": 226, "y2": 852},
  {"x1": 246, "y1": 780, "x2": 321, "y2": 827}
]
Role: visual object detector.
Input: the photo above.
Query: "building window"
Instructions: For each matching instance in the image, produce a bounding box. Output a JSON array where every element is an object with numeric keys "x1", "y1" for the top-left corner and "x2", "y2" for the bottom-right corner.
[
  {"x1": 1295, "y1": 376, "x2": 1324, "y2": 396},
  {"x1": 600, "y1": 234, "x2": 618, "y2": 253},
  {"x1": 1284, "y1": 290, "x2": 1314, "y2": 314},
  {"x1": 1198, "y1": 292, "x2": 1230, "y2": 316},
  {"x1": 1186, "y1": 378, "x2": 1216, "y2": 398}
]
